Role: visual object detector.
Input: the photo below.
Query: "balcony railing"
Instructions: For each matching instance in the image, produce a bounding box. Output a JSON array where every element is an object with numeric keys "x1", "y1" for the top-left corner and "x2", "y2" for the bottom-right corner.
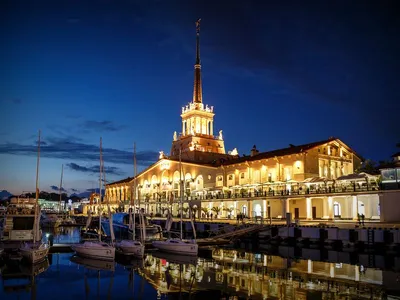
[{"x1": 115, "y1": 183, "x2": 379, "y2": 203}]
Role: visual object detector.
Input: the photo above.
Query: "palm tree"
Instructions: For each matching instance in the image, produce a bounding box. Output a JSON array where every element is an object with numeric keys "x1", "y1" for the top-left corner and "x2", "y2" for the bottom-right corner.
[
  {"x1": 190, "y1": 205, "x2": 198, "y2": 220},
  {"x1": 201, "y1": 207, "x2": 209, "y2": 219},
  {"x1": 182, "y1": 206, "x2": 189, "y2": 218},
  {"x1": 223, "y1": 207, "x2": 234, "y2": 219},
  {"x1": 211, "y1": 206, "x2": 221, "y2": 218}
]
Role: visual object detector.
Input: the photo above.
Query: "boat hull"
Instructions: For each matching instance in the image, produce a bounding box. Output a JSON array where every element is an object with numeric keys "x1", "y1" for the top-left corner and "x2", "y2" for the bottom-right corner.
[
  {"x1": 116, "y1": 240, "x2": 144, "y2": 257},
  {"x1": 19, "y1": 243, "x2": 49, "y2": 264},
  {"x1": 71, "y1": 242, "x2": 115, "y2": 261},
  {"x1": 152, "y1": 239, "x2": 198, "y2": 256}
]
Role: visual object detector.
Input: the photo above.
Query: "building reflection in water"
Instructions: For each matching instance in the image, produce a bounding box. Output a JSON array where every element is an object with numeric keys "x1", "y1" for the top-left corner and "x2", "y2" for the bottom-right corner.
[{"x1": 141, "y1": 248, "x2": 395, "y2": 299}]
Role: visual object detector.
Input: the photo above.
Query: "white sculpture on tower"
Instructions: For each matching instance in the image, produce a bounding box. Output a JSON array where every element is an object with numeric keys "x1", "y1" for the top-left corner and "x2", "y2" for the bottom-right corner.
[
  {"x1": 218, "y1": 130, "x2": 223, "y2": 140},
  {"x1": 173, "y1": 131, "x2": 177, "y2": 141}
]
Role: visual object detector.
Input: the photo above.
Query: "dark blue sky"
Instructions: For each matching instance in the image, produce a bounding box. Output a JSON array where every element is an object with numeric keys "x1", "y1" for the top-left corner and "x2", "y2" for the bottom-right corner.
[{"x1": 1, "y1": 0, "x2": 398, "y2": 195}]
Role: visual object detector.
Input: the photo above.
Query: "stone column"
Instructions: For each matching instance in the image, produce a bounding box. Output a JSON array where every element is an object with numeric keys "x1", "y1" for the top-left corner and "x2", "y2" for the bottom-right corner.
[
  {"x1": 327, "y1": 196, "x2": 333, "y2": 219},
  {"x1": 247, "y1": 200, "x2": 252, "y2": 218},
  {"x1": 307, "y1": 260, "x2": 313, "y2": 273},
  {"x1": 330, "y1": 263, "x2": 335, "y2": 278},
  {"x1": 355, "y1": 265, "x2": 360, "y2": 281},
  {"x1": 306, "y1": 197, "x2": 312, "y2": 220},
  {"x1": 263, "y1": 199, "x2": 267, "y2": 219},
  {"x1": 352, "y1": 195, "x2": 358, "y2": 220},
  {"x1": 281, "y1": 198, "x2": 289, "y2": 218}
]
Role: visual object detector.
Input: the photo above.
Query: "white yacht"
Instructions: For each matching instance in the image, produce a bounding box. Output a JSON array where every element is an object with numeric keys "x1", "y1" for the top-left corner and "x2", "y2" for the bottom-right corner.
[
  {"x1": 152, "y1": 150, "x2": 198, "y2": 256},
  {"x1": 152, "y1": 239, "x2": 198, "y2": 256},
  {"x1": 115, "y1": 143, "x2": 145, "y2": 258},
  {"x1": 115, "y1": 239, "x2": 144, "y2": 257},
  {"x1": 20, "y1": 242, "x2": 49, "y2": 264},
  {"x1": 18, "y1": 130, "x2": 49, "y2": 264},
  {"x1": 1, "y1": 198, "x2": 38, "y2": 243},
  {"x1": 72, "y1": 137, "x2": 115, "y2": 261},
  {"x1": 71, "y1": 241, "x2": 115, "y2": 261}
]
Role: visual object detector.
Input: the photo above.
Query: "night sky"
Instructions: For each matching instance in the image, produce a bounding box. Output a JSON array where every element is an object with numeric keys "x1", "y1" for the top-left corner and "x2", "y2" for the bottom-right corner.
[{"x1": 1, "y1": 0, "x2": 398, "y2": 195}]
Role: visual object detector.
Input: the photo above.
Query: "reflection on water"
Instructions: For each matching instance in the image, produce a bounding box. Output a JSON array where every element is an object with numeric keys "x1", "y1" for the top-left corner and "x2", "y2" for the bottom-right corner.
[
  {"x1": 142, "y1": 249, "x2": 395, "y2": 299},
  {"x1": 42, "y1": 226, "x2": 81, "y2": 244},
  {"x1": 1, "y1": 248, "x2": 399, "y2": 299}
]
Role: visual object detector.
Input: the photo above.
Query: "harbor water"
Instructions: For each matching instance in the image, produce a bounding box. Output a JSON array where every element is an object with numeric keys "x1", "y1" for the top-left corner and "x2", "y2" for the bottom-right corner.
[{"x1": 1, "y1": 226, "x2": 400, "y2": 299}]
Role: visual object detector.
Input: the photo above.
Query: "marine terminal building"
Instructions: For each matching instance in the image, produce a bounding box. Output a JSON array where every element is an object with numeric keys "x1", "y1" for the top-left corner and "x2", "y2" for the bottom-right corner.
[{"x1": 106, "y1": 21, "x2": 395, "y2": 223}]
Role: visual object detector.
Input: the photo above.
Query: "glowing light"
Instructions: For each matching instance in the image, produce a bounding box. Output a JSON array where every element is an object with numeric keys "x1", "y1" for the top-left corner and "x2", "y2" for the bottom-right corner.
[
  {"x1": 230, "y1": 148, "x2": 238, "y2": 156},
  {"x1": 160, "y1": 161, "x2": 170, "y2": 170}
]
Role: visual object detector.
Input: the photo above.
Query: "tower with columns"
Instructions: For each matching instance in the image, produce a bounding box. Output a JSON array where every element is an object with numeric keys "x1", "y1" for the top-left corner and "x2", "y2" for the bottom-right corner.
[{"x1": 170, "y1": 19, "x2": 226, "y2": 160}]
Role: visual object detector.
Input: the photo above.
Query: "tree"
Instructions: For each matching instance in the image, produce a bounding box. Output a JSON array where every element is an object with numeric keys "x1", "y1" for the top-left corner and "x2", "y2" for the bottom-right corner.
[
  {"x1": 182, "y1": 206, "x2": 189, "y2": 217},
  {"x1": 201, "y1": 207, "x2": 209, "y2": 218},
  {"x1": 355, "y1": 159, "x2": 380, "y2": 175},
  {"x1": 211, "y1": 206, "x2": 221, "y2": 218},
  {"x1": 190, "y1": 205, "x2": 198, "y2": 219},
  {"x1": 223, "y1": 207, "x2": 234, "y2": 218}
]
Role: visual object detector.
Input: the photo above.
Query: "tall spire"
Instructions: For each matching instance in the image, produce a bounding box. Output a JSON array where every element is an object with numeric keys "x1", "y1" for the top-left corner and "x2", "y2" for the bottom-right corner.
[{"x1": 192, "y1": 18, "x2": 202, "y2": 104}]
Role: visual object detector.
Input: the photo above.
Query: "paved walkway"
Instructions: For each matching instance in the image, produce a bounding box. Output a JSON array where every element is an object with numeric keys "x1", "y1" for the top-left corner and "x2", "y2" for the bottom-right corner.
[{"x1": 151, "y1": 217, "x2": 400, "y2": 229}]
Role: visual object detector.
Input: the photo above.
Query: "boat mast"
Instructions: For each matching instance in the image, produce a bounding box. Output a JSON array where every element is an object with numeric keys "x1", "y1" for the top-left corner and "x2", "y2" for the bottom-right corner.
[
  {"x1": 133, "y1": 142, "x2": 137, "y2": 241},
  {"x1": 102, "y1": 144, "x2": 115, "y2": 246},
  {"x1": 179, "y1": 148, "x2": 183, "y2": 240},
  {"x1": 33, "y1": 130, "x2": 41, "y2": 244},
  {"x1": 99, "y1": 137, "x2": 102, "y2": 242},
  {"x1": 59, "y1": 164, "x2": 63, "y2": 213}
]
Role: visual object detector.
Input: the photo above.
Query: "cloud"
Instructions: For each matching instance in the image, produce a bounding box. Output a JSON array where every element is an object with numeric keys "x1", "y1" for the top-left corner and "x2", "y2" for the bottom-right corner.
[
  {"x1": 67, "y1": 162, "x2": 123, "y2": 176},
  {"x1": 71, "y1": 188, "x2": 78, "y2": 192},
  {"x1": 82, "y1": 120, "x2": 126, "y2": 132},
  {"x1": 0, "y1": 137, "x2": 158, "y2": 167},
  {"x1": 35, "y1": 140, "x2": 47, "y2": 146},
  {"x1": 50, "y1": 185, "x2": 66, "y2": 192}
]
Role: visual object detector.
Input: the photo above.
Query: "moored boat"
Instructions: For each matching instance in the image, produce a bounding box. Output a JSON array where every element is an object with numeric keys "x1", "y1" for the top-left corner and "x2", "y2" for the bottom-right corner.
[
  {"x1": 115, "y1": 143, "x2": 145, "y2": 258},
  {"x1": 20, "y1": 242, "x2": 49, "y2": 264},
  {"x1": 115, "y1": 239, "x2": 144, "y2": 257},
  {"x1": 72, "y1": 137, "x2": 115, "y2": 261},
  {"x1": 71, "y1": 241, "x2": 115, "y2": 261},
  {"x1": 152, "y1": 239, "x2": 198, "y2": 256},
  {"x1": 18, "y1": 130, "x2": 49, "y2": 264},
  {"x1": 152, "y1": 149, "x2": 198, "y2": 257}
]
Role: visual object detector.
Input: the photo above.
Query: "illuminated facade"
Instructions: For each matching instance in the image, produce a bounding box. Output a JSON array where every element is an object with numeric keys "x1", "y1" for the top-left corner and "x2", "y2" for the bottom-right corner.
[{"x1": 105, "y1": 21, "x2": 383, "y2": 222}]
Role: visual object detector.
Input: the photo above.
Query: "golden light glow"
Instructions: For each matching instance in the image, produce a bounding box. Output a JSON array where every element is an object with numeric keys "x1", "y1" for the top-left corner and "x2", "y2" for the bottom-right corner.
[{"x1": 160, "y1": 161, "x2": 170, "y2": 170}]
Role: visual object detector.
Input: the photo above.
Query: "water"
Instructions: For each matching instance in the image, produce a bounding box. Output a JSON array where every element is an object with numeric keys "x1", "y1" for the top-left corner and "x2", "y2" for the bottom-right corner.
[{"x1": 1, "y1": 227, "x2": 400, "y2": 299}]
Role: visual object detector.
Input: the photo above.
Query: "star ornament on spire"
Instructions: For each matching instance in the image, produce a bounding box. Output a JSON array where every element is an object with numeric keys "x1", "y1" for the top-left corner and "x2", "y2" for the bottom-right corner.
[{"x1": 196, "y1": 18, "x2": 201, "y2": 33}]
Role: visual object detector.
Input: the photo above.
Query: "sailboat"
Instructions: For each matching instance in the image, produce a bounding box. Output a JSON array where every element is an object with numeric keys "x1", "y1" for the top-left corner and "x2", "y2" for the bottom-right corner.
[
  {"x1": 152, "y1": 149, "x2": 198, "y2": 256},
  {"x1": 19, "y1": 130, "x2": 50, "y2": 264},
  {"x1": 115, "y1": 142, "x2": 145, "y2": 257},
  {"x1": 72, "y1": 137, "x2": 115, "y2": 261}
]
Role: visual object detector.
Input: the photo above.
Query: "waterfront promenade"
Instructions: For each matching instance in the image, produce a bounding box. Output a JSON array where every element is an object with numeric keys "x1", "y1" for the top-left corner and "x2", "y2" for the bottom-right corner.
[{"x1": 151, "y1": 216, "x2": 400, "y2": 229}]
